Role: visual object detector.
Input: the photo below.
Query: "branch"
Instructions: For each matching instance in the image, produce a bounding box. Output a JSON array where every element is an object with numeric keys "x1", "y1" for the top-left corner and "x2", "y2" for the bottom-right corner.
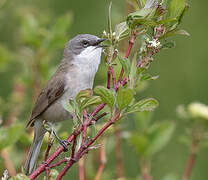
[
  {"x1": 117, "y1": 29, "x2": 137, "y2": 84},
  {"x1": 29, "y1": 113, "x2": 108, "y2": 179},
  {"x1": 114, "y1": 127, "x2": 124, "y2": 178},
  {"x1": 56, "y1": 113, "x2": 120, "y2": 179},
  {"x1": 182, "y1": 129, "x2": 201, "y2": 180},
  {"x1": 94, "y1": 140, "x2": 106, "y2": 180},
  {"x1": 79, "y1": 158, "x2": 85, "y2": 180}
]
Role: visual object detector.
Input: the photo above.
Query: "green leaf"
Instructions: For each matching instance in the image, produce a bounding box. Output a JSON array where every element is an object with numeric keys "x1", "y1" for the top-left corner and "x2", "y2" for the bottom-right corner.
[
  {"x1": 125, "y1": 98, "x2": 159, "y2": 114},
  {"x1": 9, "y1": 173, "x2": 30, "y2": 180},
  {"x1": 140, "y1": 73, "x2": 159, "y2": 81},
  {"x1": 161, "y1": 29, "x2": 190, "y2": 39},
  {"x1": 146, "y1": 121, "x2": 175, "y2": 156},
  {"x1": 126, "y1": 7, "x2": 156, "y2": 28},
  {"x1": 0, "y1": 123, "x2": 24, "y2": 150},
  {"x1": 76, "y1": 89, "x2": 93, "y2": 104},
  {"x1": 94, "y1": 86, "x2": 115, "y2": 108},
  {"x1": 80, "y1": 96, "x2": 102, "y2": 111},
  {"x1": 117, "y1": 88, "x2": 134, "y2": 110},
  {"x1": 118, "y1": 56, "x2": 131, "y2": 76},
  {"x1": 167, "y1": 0, "x2": 186, "y2": 19},
  {"x1": 161, "y1": 41, "x2": 176, "y2": 49},
  {"x1": 114, "y1": 22, "x2": 129, "y2": 40}
]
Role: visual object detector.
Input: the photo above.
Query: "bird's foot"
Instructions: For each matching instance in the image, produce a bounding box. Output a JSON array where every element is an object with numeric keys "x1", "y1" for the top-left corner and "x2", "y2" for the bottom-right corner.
[{"x1": 58, "y1": 139, "x2": 69, "y2": 152}]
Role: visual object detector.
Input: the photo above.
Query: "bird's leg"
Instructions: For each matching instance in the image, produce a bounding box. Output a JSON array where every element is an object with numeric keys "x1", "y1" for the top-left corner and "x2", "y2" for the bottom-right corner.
[{"x1": 45, "y1": 122, "x2": 69, "y2": 152}]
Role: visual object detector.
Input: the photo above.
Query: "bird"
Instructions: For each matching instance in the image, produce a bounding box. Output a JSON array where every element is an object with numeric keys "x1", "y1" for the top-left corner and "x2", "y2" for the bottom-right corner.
[{"x1": 24, "y1": 34, "x2": 106, "y2": 175}]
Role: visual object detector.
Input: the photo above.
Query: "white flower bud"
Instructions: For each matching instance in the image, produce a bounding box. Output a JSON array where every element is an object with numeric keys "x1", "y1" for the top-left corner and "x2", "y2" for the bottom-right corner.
[{"x1": 188, "y1": 102, "x2": 208, "y2": 120}]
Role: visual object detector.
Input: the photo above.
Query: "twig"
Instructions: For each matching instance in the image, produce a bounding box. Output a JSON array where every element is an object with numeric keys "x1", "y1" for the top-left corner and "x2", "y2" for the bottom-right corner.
[
  {"x1": 140, "y1": 159, "x2": 151, "y2": 180},
  {"x1": 117, "y1": 29, "x2": 137, "y2": 84},
  {"x1": 71, "y1": 135, "x2": 77, "y2": 159},
  {"x1": 45, "y1": 167, "x2": 49, "y2": 180},
  {"x1": 56, "y1": 113, "x2": 120, "y2": 179},
  {"x1": 114, "y1": 127, "x2": 124, "y2": 178},
  {"x1": 82, "y1": 110, "x2": 88, "y2": 145},
  {"x1": 50, "y1": 158, "x2": 68, "y2": 168},
  {"x1": 1, "y1": 149, "x2": 16, "y2": 176},
  {"x1": 79, "y1": 158, "x2": 85, "y2": 180},
  {"x1": 182, "y1": 129, "x2": 201, "y2": 180},
  {"x1": 94, "y1": 140, "x2": 106, "y2": 180},
  {"x1": 29, "y1": 113, "x2": 107, "y2": 180},
  {"x1": 109, "y1": 66, "x2": 116, "y2": 89}
]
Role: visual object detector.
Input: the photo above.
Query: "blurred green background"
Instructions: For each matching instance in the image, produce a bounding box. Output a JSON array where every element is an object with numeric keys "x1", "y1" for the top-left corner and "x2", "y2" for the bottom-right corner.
[{"x1": 0, "y1": 0, "x2": 207, "y2": 179}]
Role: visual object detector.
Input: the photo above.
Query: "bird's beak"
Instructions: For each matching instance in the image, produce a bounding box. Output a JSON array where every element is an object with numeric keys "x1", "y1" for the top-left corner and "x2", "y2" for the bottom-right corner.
[{"x1": 94, "y1": 38, "x2": 108, "y2": 47}]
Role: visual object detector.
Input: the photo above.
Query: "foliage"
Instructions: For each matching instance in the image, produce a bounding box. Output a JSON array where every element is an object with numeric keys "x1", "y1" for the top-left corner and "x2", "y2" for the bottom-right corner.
[{"x1": 0, "y1": 0, "x2": 201, "y2": 180}]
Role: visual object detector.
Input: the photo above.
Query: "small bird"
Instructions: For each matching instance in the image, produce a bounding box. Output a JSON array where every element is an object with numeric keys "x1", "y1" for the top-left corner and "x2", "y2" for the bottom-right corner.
[{"x1": 24, "y1": 34, "x2": 106, "y2": 175}]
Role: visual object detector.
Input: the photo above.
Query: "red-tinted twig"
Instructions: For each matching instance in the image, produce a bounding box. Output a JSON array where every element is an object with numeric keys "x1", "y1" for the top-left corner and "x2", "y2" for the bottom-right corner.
[
  {"x1": 109, "y1": 66, "x2": 116, "y2": 89},
  {"x1": 30, "y1": 113, "x2": 107, "y2": 180},
  {"x1": 56, "y1": 113, "x2": 120, "y2": 179},
  {"x1": 182, "y1": 130, "x2": 200, "y2": 180},
  {"x1": 79, "y1": 158, "x2": 85, "y2": 180},
  {"x1": 71, "y1": 135, "x2": 77, "y2": 159},
  {"x1": 94, "y1": 141, "x2": 106, "y2": 180},
  {"x1": 50, "y1": 158, "x2": 68, "y2": 168},
  {"x1": 117, "y1": 29, "x2": 137, "y2": 84},
  {"x1": 45, "y1": 141, "x2": 53, "y2": 162},
  {"x1": 107, "y1": 68, "x2": 111, "y2": 89},
  {"x1": 114, "y1": 127, "x2": 124, "y2": 178},
  {"x1": 45, "y1": 167, "x2": 49, "y2": 180},
  {"x1": 82, "y1": 110, "x2": 88, "y2": 145},
  {"x1": 91, "y1": 103, "x2": 106, "y2": 117}
]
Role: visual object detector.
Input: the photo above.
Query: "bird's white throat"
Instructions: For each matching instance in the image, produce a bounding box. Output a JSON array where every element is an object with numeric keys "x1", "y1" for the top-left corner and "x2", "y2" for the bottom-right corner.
[{"x1": 74, "y1": 46, "x2": 102, "y2": 72}]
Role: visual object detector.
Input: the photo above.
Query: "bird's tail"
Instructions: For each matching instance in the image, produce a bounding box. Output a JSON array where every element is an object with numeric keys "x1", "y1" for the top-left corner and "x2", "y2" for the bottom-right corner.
[{"x1": 24, "y1": 119, "x2": 46, "y2": 175}]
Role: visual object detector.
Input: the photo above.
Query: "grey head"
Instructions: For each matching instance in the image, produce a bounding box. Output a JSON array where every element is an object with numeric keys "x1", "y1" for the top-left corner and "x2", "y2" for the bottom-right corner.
[{"x1": 64, "y1": 34, "x2": 106, "y2": 57}]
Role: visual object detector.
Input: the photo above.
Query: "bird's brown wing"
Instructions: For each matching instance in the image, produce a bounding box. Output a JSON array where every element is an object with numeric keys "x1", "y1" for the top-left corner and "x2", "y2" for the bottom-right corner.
[{"x1": 27, "y1": 72, "x2": 66, "y2": 127}]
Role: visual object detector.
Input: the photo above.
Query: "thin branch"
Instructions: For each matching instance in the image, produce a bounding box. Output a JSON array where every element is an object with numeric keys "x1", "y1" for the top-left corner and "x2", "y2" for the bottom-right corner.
[
  {"x1": 82, "y1": 110, "x2": 88, "y2": 145},
  {"x1": 94, "y1": 140, "x2": 106, "y2": 180},
  {"x1": 29, "y1": 113, "x2": 107, "y2": 180},
  {"x1": 45, "y1": 167, "x2": 49, "y2": 180},
  {"x1": 1, "y1": 149, "x2": 16, "y2": 176},
  {"x1": 109, "y1": 66, "x2": 116, "y2": 89},
  {"x1": 56, "y1": 113, "x2": 120, "y2": 179},
  {"x1": 79, "y1": 158, "x2": 85, "y2": 180},
  {"x1": 50, "y1": 158, "x2": 68, "y2": 168},
  {"x1": 71, "y1": 135, "x2": 77, "y2": 159},
  {"x1": 118, "y1": 29, "x2": 137, "y2": 84},
  {"x1": 182, "y1": 129, "x2": 201, "y2": 180},
  {"x1": 114, "y1": 127, "x2": 124, "y2": 179},
  {"x1": 107, "y1": 69, "x2": 111, "y2": 89}
]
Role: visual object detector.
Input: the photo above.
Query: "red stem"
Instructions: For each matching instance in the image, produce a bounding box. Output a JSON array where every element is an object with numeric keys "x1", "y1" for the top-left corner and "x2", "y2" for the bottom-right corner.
[
  {"x1": 45, "y1": 167, "x2": 49, "y2": 180},
  {"x1": 45, "y1": 143, "x2": 52, "y2": 162},
  {"x1": 71, "y1": 135, "x2": 77, "y2": 159},
  {"x1": 182, "y1": 130, "x2": 200, "y2": 180},
  {"x1": 109, "y1": 66, "x2": 116, "y2": 89},
  {"x1": 79, "y1": 158, "x2": 85, "y2": 180},
  {"x1": 94, "y1": 141, "x2": 106, "y2": 180},
  {"x1": 82, "y1": 110, "x2": 88, "y2": 145},
  {"x1": 56, "y1": 113, "x2": 120, "y2": 179},
  {"x1": 117, "y1": 30, "x2": 137, "y2": 84},
  {"x1": 50, "y1": 158, "x2": 68, "y2": 168},
  {"x1": 29, "y1": 112, "x2": 108, "y2": 179},
  {"x1": 107, "y1": 68, "x2": 111, "y2": 89}
]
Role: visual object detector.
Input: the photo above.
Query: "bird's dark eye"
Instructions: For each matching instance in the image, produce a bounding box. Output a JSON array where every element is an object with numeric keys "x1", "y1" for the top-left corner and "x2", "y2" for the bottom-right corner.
[{"x1": 82, "y1": 40, "x2": 89, "y2": 47}]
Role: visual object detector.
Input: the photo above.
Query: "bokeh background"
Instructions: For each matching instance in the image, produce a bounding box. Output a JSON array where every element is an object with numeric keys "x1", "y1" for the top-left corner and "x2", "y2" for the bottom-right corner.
[{"x1": 0, "y1": 0, "x2": 207, "y2": 179}]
